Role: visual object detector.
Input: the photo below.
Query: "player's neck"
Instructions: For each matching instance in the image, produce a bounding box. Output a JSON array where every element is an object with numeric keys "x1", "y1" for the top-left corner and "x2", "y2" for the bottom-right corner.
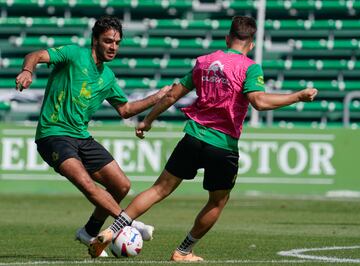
[
  {"x1": 91, "y1": 49, "x2": 104, "y2": 69},
  {"x1": 229, "y1": 45, "x2": 248, "y2": 56}
]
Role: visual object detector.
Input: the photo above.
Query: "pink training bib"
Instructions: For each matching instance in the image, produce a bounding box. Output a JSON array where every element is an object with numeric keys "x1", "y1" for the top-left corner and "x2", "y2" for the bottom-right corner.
[{"x1": 182, "y1": 50, "x2": 256, "y2": 139}]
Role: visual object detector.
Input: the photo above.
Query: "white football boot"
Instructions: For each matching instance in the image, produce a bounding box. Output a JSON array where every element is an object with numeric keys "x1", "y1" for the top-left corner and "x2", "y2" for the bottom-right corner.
[
  {"x1": 131, "y1": 220, "x2": 154, "y2": 241},
  {"x1": 75, "y1": 227, "x2": 109, "y2": 257}
]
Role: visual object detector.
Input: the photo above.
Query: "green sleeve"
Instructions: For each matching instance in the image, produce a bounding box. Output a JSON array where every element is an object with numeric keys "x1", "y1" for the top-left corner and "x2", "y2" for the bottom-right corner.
[
  {"x1": 243, "y1": 64, "x2": 265, "y2": 93},
  {"x1": 180, "y1": 71, "x2": 195, "y2": 90},
  {"x1": 106, "y1": 78, "x2": 128, "y2": 106},
  {"x1": 47, "y1": 45, "x2": 79, "y2": 64}
]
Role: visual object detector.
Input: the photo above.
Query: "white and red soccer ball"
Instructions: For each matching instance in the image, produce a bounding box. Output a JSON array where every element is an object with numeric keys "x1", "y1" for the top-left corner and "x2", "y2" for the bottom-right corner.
[{"x1": 110, "y1": 226, "x2": 143, "y2": 257}]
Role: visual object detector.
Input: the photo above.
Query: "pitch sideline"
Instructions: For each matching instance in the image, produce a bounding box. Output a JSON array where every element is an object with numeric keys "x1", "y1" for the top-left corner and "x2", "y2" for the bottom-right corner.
[
  {"x1": 0, "y1": 259, "x2": 338, "y2": 265},
  {"x1": 278, "y1": 245, "x2": 360, "y2": 263},
  {"x1": 1, "y1": 245, "x2": 360, "y2": 265}
]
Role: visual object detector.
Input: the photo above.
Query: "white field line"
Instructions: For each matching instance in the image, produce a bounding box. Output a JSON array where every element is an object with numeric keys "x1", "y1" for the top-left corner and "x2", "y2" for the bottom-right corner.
[
  {"x1": 278, "y1": 245, "x2": 360, "y2": 263},
  {"x1": 0, "y1": 259, "x2": 340, "y2": 265},
  {"x1": 0, "y1": 174, "x2": 334, "y2": 185},
  {"x1": 2, "y1": 129, "x2": 335, "y2": 141}
]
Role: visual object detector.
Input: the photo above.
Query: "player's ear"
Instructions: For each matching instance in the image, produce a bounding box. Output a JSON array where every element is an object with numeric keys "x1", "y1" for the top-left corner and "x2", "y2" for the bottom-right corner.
[
  {"x1": 92, "y1": 37, "x2": 98, "y2": 46},
  {"x1": 225, "y1": 35, "x2": 231, "y2": 48},
  {"x1": 249, "y1": 41, "x2": 255, "y2": 50}
]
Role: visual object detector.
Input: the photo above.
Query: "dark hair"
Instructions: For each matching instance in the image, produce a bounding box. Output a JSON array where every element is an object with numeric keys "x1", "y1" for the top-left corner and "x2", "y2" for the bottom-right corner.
[
  {"x1": 229, "y1": 16, "x2": 257, "y2": 42},
  {"x1": 92, "y1": 16, "x2": 123, "y2": 43}
]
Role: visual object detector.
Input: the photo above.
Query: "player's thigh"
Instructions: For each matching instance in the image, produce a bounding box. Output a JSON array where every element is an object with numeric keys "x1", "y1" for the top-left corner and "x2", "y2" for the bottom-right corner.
[
  {"x1": 58, "y1": 157, "x2": 97, "y2": 193},
  {"x1": 80, "y1": 138, "x2": 130, "y2": 197},
  {"x1": 202, "y1": 144, "x2": 239, "y2": 191},
  {"x1": 91, "y1": 160, "x2": 130, "y2": 194},
  {"x1": 78, "y1": 137, "x2": 114, "y2": 175},
  {"x1": 165, "y1": 134, "x2": 202, "y2": 180},
  {"x1": 36, "y1": 136, "x2": 81, "y2": 173},
  {"x1": 151, "y1": 169, "x2": 183, "y2": 197}
]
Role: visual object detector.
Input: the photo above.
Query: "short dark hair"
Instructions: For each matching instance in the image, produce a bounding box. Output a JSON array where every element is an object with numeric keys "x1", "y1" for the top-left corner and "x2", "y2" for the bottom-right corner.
[
  {"x1": 229, "y1": 16, "x2": 257, "y2": 42},
  {"x1": 92, "y1": 16, "x2": 123, "y2": 43}
]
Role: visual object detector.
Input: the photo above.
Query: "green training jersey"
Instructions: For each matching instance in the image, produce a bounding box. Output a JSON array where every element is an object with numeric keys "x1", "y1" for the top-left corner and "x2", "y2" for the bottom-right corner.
[{"x1": 35, "y1": 45, "x2": 128, "y2": 140}]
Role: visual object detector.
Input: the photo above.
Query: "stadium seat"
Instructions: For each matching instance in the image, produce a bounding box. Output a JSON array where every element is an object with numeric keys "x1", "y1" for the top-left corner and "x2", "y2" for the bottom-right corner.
[
  {"x1": 266, "y1": 19, "x2": 360, "y2": 31},
  {"x1": 274, "y1": 80, "x2": 360, "y2": 92},
  {"x1": 0, "y1": 101, "x2": 11, "y2": 111},
  {"x1": 4, "y1": 57, "x2": 357, "y2": 72},
  {"x1": 0, "y1": 16, "x2": 93, "y2": 28},
  {"x1": 106, "y1": 58, "x2": 195, "y2": 69},
  {"x1": 0, "y1": 78, "x2": 177, "y2": 90},
  {"x1": 226, "y1": 0, "x2": 358, "y2": 12},
  {"x1": 0, "y1": 0, "x2": 194, "y2": 9},
  {"x1": 0, "y1": 0, "x2": 359, "y2": 126},
  {"x1": 287, "y1": 39, "x2": 360, "y2": 50}
]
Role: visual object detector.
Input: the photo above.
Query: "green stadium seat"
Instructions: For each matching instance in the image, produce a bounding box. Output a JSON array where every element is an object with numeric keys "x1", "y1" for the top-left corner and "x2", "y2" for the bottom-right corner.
[
  {"x1": 280, "y1": 101, "x2": 343, "y2": 112},
  {"x1": 288, "y1": 39, "x2": 360, "y2": 50},
  {"x1": 274, "y1": 80, "x2": 360, "y2": 91},
  {"x1": 4, "y1": 57, "x2": 357, "y2": 72},
  {"x1": 0, "y1": 0, "x2": 193, "y2": 9},
  {"x1": 0, "y1": 78, "x2": 48, "y2": 89},
  {"x1": 0, "y1": 57, "x2": 48, "y2": 69},
  {"x1": 0, "y1": 101, "x2": 11, "y2": 111},
  {"x1": 106, "y1": 58, "x2": 195, "y2": 69},
  {"x1": 0, "y1": 16, "x2": 93, "y2": 28},
  {"x1": 116, "y1": 78, "x2": 177, "y2": 89},
  {"x1": 266, "y1": 19, "x2": 360, "y2": 30},
  {"x1": 0, "y1": 0, "x2": 358, "y2": 126},
  {"x1": 9, "y1": 35, "x2": 89, "y2": 47},
  {"x1": 226, "y1": 0, "x2": 354, "y2": 11},
  {"x1": 262, "y1": 59, "x2": 360, "y2": 70},
  {"x1": 350, "y1": 100, "x2": 360, "y2": 112},
  {"x1": 148, "y1": 19, "x2": 360, "y2": 32},
  {"x1": 0, "y1": 78, "x2": 177, "y2": 90},
  {"x1": 9, "y1": 35, "x2": 226, "y2": 50}
]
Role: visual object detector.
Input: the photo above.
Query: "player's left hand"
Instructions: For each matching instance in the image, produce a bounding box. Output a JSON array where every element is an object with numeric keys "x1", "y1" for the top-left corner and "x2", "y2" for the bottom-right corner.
[
  {"x1": 299, "y1": 88, "x2": 318, "y2": 102},
  {"x1": 135, "y1": 121, "x2": 152, "y2": 139}
]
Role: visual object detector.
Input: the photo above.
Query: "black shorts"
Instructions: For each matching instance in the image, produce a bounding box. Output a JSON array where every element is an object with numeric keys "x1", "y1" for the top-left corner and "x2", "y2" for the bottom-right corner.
[
  {"x1": 165, "y1": 134, "x2": 239, "y2": 191},
  {"x1": 36, "y1": 136, "x2": 114, "y2": 174}
]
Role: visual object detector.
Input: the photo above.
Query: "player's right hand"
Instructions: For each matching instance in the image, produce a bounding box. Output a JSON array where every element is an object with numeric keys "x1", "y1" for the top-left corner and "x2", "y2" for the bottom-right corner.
[
  {"x1": 299, "y1": 88, "x2": 318, "y2": 102},
  {"x1": 15, "y1": 70, "x2": 33, "y2": 91},
  {"x1": 135, "y1": 121, "x2": 152, "y2": 139}
]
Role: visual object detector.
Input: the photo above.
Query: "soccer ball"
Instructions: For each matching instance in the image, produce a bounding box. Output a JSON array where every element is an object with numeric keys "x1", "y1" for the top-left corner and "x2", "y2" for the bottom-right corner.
[{"x1": 110, "y1": 226, "x2": 143, "y2": 257}]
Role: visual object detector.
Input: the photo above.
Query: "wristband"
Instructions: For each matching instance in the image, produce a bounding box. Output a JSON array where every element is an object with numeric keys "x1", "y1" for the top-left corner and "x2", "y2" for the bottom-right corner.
[{"x1": 22, "y1": 68, "x2": 33, "y2": 75}]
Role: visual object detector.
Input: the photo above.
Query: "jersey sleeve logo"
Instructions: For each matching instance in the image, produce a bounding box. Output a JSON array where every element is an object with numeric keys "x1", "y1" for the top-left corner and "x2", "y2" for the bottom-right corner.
[{"x1": 256, "y1": 76, "x2": 264, "y2": 86}]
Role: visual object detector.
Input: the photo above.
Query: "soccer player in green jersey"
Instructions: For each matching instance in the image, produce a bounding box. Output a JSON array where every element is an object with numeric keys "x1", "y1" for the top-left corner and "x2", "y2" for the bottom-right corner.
[
  {"x1": 89, "y1": 16, "x2": 318, "y2": 261},
  {"x1": 15, "y1": 16, "x2": 169, "y2": 257}
]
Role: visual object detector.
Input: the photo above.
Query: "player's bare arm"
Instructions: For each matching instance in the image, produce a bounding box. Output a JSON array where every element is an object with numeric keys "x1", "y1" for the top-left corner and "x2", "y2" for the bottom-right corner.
[
  {"x1": 246, "y1": 88, "x2": 318, "y2": 111},
  {"x1": 15, "y1": 50, "x2": 50, "y2": 91},
  {"x1": 114, "y1": 85, "x2": 172, "y2": 119},
  {"x1": 135, "y1": 83, "x2": 190, "y2": 139}
]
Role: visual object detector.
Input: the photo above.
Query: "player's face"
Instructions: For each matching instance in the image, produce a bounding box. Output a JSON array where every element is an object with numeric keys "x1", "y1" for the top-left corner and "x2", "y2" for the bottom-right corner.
[{"x1": 94, "y1": 29, "x2": 121, "y2": 62}]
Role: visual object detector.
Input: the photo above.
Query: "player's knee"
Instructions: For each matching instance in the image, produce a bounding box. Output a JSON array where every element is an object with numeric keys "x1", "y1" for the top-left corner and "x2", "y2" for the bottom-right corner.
[
  {"x1": 121, "y1": 182, "x2": 131, "y2": 196},
  {"x1": 80, "y1": 179, "x2": 98, "y2": 197},
  {"x1": 116, "y1": 180, "x2": 131, "y2": 199},
  {"x1": 209, "y1": 194, "x2": 229, "y2": 208},
  {"x1": 153, "y1": 184, "x2": 172, "y2": 199}
]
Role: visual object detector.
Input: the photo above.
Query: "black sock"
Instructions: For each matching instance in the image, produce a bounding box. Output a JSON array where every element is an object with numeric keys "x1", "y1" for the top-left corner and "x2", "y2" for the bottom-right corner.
[
  {"x1": 109, "y1": 211, "x2": 132, "y2": 234},
  {"x1": 84, "y1": 215, "x2": 106, "y2": 237}
]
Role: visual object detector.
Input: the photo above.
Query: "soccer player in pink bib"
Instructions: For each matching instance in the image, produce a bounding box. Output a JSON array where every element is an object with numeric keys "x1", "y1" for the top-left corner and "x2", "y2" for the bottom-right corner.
[{"x1": 90, "y1": 16, "x2": 318, "y2": 261}]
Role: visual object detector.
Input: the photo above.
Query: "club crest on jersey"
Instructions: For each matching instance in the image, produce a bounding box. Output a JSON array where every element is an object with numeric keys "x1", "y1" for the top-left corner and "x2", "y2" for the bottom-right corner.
[{"x1": 202, "y1": 60, "x2": 229, "y2": 84}]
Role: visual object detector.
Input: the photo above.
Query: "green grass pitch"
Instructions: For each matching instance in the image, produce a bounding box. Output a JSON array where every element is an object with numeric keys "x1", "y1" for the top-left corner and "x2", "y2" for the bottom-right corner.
[{"x1": 0, "y1": 194, "x2": 360, "y2": 265}]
